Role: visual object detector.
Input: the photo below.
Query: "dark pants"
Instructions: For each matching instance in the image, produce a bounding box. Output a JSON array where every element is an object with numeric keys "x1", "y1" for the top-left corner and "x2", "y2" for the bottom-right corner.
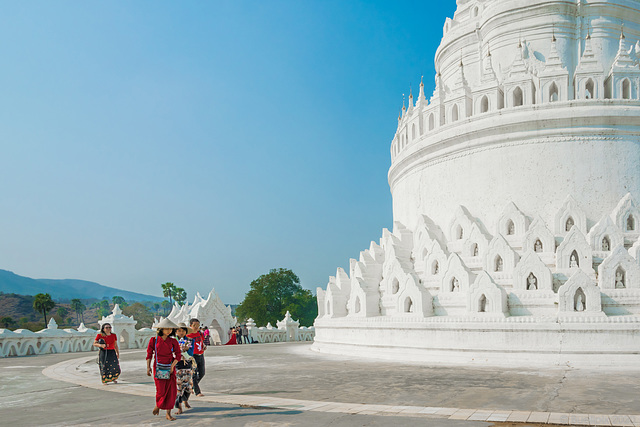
[
  {"x1": 192, "y1": 354, "x2": 205, "y2": 395},
  {"x1": 242, "y1": 335, "x2": 249, "y2": 343}
]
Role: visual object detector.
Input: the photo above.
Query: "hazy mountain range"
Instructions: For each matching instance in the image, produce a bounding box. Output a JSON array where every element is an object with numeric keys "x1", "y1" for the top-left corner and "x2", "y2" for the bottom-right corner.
[{"x1": 0, "y1": 269, "x2": 164, "y2": 302}]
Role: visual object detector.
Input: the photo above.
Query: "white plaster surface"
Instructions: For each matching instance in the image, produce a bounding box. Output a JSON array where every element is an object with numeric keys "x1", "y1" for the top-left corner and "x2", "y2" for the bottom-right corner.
[{"x1": 314, "y1": 0, "x2": 640, "y2": 365}]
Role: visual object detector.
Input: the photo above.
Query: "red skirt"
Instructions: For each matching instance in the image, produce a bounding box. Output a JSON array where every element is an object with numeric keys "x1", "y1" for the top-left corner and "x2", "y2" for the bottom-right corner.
[
  {"x1": 153, "y1": 366, "x2": 177, "y2": 410},
  {"x1": 225, "y1": 333, "x2": 237, "y2": 345}
]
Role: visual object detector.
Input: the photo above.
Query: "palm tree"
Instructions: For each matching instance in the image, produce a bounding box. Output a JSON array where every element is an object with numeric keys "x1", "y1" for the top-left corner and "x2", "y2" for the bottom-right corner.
[
  {"x1": 70, "y1": 299, "x2": 85, "y2": 324},
  {"x1": 33, "y1": 293, "x2": 56, "y2": 325},
  {"x1": 174, "y1": 287, "x2": 187, "y2": 305},
  {"x1": 161, "y1": 282, "x2": 175, "y2": 305}
]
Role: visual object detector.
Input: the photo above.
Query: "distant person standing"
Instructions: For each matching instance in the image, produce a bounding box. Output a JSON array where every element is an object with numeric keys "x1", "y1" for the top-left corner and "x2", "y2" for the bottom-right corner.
[
  {"x1": 242, "y1": 325, "x2": 249, "y2": 343},
  {"x1": 186, "y1": 318, "x2": 206, "y2": 397},
  {"x1": 93, "y1": 323, "x2": 120, "y2": 384}
]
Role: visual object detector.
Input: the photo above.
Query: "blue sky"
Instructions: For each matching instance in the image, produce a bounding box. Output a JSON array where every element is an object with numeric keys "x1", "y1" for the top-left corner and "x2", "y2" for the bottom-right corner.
[{"x1": 0, "y1": 1, "x2": 456, "y2": 304}]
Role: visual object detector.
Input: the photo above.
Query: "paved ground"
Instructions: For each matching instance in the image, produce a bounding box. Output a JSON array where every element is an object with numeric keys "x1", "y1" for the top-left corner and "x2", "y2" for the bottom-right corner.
[{"x1": 2, "y1": 342, "x2": 640, "y2": 426}]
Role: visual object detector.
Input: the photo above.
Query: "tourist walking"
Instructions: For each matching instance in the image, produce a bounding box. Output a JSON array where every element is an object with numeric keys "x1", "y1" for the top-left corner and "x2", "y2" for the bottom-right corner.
[
  {"x1": 147, "y1": 318, "x2": 181, "y2": 421},
  {"x1": 174, "y1": 322, "x2": 196, "y2": 414},
  {"x1": 93, "y1": 323, "x2": 121, "y2": 384},
  {"x1": 186, "y1": 318, "x2": 206, "y2": 397}
]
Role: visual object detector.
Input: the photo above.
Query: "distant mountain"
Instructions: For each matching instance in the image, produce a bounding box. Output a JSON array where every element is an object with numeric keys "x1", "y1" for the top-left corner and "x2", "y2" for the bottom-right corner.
[{"x1": 0, "y1": 269, "x2": 164, "y2": 302}]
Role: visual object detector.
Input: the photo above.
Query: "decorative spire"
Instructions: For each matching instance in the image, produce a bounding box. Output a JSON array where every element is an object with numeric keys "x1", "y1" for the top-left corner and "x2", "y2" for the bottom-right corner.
[
  {"x1": 408, "y1": 85, "x2": 414, "y2": 114},
  {"x1": 416, "y1": 75, "x2": 427, "y2": 108},
  {"x1": 401, "y1": 94, "x2": 406, "y2": 117},
  {"x1": 454, "y1": 58, "x2": 468, "y2": 88},
  {"x1": 545, "y1": 31, "x2": 564, "y2": 70},
  {"x1": 612, "y1": 25, "x2": 636, "y2": 70},
  {"x1": 482, "y1": 45, "x2": 497, "y2": 82},
  {"x1": 509, "y1": 39, "x2": 528, "y2": 77}
]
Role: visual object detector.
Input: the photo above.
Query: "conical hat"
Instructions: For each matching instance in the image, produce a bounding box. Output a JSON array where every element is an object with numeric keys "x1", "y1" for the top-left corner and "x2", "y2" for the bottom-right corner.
[
  {"x1": 176, "y1": 322, "x2": 194, "y2": 334},
  {"x1": 154, "y1": 318, "x2": 179, "y2": 329}
]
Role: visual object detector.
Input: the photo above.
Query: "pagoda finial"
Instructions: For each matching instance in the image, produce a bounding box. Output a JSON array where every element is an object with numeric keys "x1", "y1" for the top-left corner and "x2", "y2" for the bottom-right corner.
[
  {"x1": 621, "y1": 23, "x2": 625, "y2": 39},
  {"x1": 420, "y1": 75, "x2": 424, "y2": 86},
  {"x1": 552, "y1": 26, "x2": 556, "y2": 42}
]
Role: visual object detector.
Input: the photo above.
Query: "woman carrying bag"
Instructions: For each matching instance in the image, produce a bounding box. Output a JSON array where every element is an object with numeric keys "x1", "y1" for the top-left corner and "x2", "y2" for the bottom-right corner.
[
  {"x1": 146, "y1": 318, "x2": 181, "y2": 421},
  {"x1": 93, "y1": 323, "x2": 121, "y2": 384}
]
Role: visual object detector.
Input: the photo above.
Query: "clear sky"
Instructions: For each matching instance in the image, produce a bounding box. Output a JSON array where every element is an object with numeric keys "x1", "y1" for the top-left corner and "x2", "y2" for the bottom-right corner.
[{"x1": 0, "y1": 1, "x2": 457, "y2": 304}]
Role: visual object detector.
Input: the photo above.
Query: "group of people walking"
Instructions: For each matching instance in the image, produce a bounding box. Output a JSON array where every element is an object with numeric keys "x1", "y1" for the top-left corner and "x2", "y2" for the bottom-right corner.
[{"x1": 93, "y1": 318, "x2": 208, "y2": 421}]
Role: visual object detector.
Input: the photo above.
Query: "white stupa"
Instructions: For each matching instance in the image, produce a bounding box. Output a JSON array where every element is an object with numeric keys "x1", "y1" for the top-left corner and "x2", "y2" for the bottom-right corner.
[{"x1": 313, "y1": 0, "x2": 640, "y2": 367}]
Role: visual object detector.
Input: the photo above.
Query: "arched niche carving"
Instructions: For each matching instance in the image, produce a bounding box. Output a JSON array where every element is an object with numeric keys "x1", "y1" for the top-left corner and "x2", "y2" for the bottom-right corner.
[
  {"x1": 449, "y1": 206, "x2": 474, "y2": 243},
  {"x1": 441, "y1": 253, "x2": 472, "y2": 294},
  {"x1": 610, "y1": 193, "x2": 640, "y2": 236},
  {"x1": 484, "y1": 235, "x2": 520, "y2": 276},
  {"x1": 558, "y1": 270, "x2": 602, "y2": 313},
  {"x1": 587, "y1": 215, "x2": 624, "y2": 252},
  {"x1": 462, "y1": 222, "x2": 490, "y2": 258},
  {"x1": 467, "y1": 272, "x2": 508, "y2": 315},
  {"x1": 554, "y1": 195, "x2": 587, "y2": 236},
  {"x1": 598, "y1": 245, "x2": 640, "y2": 289},
  {"x1": 556, "y1": 226, "x2": 593, "y2": 274},
  {"x1": 347, "y1": 243, "x2": 384, "y2": 316},
  {"x1": 513, "y1": 251, "x2": 554, "y2": 291},
  {"x1": 423, "y1": 240, "x2": 448, "y2": 286},
  {"x1": 523, "y1": 216, "x2": 555, "y2": 254},
  {"x1": 323, "y1": 268, "x2": 351, "y2": 318},
  {"x1": 496, "y1": 202, "x2": 529, "y2": 238},
  {"x1": 396, "y1": 274, "x2": 433, "y2": 317}
]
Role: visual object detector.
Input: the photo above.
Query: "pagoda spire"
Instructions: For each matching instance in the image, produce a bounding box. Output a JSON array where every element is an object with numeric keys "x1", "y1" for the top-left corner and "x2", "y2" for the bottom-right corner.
[
  {"x1": 612, "y1": 24, "x2": 635, "y2": 70},
  {"x1": 416, "y1": 75, "x2": 427, "y2": 109},
  {"x1": 482, "y1": 45, "x2": 497, "y2": 82},
  {"x1": 407, "y1": 85, "x2": 414, "y2": 114}
]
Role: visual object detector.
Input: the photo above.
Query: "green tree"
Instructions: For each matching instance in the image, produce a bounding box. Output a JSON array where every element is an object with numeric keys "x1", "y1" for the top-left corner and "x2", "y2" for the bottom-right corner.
[
  {"x1": 161, "y1": 282, "x2": 176, "y2": 305},
  {"x1": 0, "y1": 316, "x2": 13, "y2": 328},
  {"x1": 56, "y1": 307, "x2": 69, "y2": 323},
  {"x1": 161, "y1": 300, "x2": 171, "y2": 315},
  {"x1": 70, "y1": 299, "x2": 86, "y2": 324},
  {"x1": 174, "y1": 287, "x2": 187, "y2": 305},
  {"x1": 112, "y1": 296, "x2": 127, "y2": 307},
  {"x1": 236, "y1": 268, "x2": 318, "y2": 327},
  {"x1": 122, "y1": 303, "x2": 155, "y2": 328},
  {"x1": 97, "y1": 307, "x2": 110, "y2": 318},
  {"x1": 153, "y1": 303, "x2": 160, "y2": 314},
  {"x1": 33, "y1": 293, "x2": 56, "y2": 325}
]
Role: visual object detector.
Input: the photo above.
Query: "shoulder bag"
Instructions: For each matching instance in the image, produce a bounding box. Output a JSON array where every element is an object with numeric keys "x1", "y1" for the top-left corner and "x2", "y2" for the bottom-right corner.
[{"x1": 154, "y1": 337, "x2": 172, "y2": 380}]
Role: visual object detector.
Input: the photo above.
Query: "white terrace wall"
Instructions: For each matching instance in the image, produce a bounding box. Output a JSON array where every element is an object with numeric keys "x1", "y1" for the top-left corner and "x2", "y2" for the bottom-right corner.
[
  {"x1": 0, "y1": 309, "x2": 155, "y2": 358},
  {"x1": 245, "y1": 312, "x2": 315, "y2": 344}
]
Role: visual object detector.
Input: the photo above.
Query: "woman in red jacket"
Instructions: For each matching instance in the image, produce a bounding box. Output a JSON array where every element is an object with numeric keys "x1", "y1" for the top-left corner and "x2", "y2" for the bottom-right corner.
[
  {"x1": 147, "y1": 318, "x2": 181, "y2": 421},
  {"x1": 93, "y1": 323, "x2": 120, "y2": 384}
]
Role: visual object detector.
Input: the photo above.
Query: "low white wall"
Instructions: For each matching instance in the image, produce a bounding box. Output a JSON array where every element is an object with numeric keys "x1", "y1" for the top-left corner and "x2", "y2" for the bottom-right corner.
[
  {"x1": 0, "y1": 318, "x2": 155, "y2": 358},
  {"x1": 245, "y1": 312, "x2": 315, "y2": 343}
]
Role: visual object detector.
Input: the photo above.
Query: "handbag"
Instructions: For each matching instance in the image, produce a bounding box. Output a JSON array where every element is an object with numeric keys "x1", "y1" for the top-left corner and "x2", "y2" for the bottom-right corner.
[
  {"x1": 96, "y1": 338, "x2": 106, "y2": 365},
  {"x1": 154, "y1": 337, "x2": 172, "y2": 380}
]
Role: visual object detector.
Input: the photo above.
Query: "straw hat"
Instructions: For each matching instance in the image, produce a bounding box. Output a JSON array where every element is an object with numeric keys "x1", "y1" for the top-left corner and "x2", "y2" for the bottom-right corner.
[
  {"x1": 176, "y1": 322, "x2": 194, "y2": 334},
  {"x1": 154, "y1": 318, "x2": 179, "y2": 329}
]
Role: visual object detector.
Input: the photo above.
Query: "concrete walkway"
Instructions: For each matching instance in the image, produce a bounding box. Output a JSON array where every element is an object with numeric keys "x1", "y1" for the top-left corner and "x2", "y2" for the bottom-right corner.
[{"x1": 3, "y1": 342, "x2": 640, "y2": 426}]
